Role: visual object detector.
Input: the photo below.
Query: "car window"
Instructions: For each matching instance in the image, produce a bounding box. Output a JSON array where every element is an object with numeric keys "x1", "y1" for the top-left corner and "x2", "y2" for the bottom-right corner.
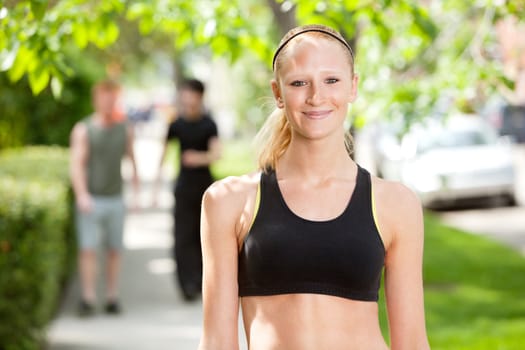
[{"x1": 416, "y1": 126, "x2": 497, "y2": 154}]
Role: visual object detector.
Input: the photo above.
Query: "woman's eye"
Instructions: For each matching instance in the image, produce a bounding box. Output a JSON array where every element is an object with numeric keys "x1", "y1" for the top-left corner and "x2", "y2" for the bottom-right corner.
[
  {"x1": 326, "y1": 78, "x2": 339, "y2": 84},
  {"x1": 291, "y1": 81, "x2": 307, "y2": 87}
]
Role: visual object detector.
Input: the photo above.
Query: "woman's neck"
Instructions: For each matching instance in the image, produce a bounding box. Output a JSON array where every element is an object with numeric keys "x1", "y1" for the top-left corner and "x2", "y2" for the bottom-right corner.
[{"x1": 277, "y1": 135, "x2": 355, "y2": 181}]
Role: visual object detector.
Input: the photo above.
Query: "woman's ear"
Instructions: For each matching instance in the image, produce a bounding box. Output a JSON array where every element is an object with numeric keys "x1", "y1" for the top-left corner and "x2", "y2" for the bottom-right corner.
[{"x1": 271, "y1": 80, "x2": 284, "y2": 108}]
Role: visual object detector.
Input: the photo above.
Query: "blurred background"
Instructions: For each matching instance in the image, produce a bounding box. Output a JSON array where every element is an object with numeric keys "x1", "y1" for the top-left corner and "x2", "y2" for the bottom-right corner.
[{"x1": 1, "y1": 0, "x2": 525, "y2": 349}]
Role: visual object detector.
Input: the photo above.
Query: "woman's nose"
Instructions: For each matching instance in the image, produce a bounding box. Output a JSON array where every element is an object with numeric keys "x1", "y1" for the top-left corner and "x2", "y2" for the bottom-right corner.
[{"x1": 306, "y1": 83, "x2": 323, "y2": 105}]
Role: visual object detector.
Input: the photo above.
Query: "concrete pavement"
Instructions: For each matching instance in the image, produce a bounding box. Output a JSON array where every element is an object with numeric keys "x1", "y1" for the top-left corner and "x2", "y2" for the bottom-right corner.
[{"x1": 46, "y1": 208, "x2": 205, "y2": 350}]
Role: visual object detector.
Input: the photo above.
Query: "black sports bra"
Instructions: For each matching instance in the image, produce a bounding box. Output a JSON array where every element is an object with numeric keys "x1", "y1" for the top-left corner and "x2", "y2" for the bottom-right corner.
[{"x1": 238, "y1": 165, "x2": 385, "y2": 301}]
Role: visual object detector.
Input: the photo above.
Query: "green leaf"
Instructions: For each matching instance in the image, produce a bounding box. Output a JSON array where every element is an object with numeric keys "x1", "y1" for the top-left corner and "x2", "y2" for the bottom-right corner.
[
  {"x1": 343, "y1": 0, "x2": 362, "y2": 11},
  {"x1": 0, "y1": 43, "x2": 19, "y2": 71},
  {"x1": 28, "y1": 65, "x2": 50, "y2": 95},
  {"x1": 30, "y1": 0, "x2": 48, "y2": 21},
  {"x1": 174, "y1": 29, "x2": 192, "y2": 50},
  {"x1": 7, "y1": 46, "x2": 32, "y2": 83},
  {"x1": 50, "y1": 76, "x2": 63, "y2": 98},
  {"x1": 126, "y1": 2, "x2": 153, "y2": 20},
  {"x1": 411, "y1": 5, "x2": 438, "y2": 40},
  {"x1": 104, "y1": 21, "x2": 119, "y2": 45},
  {"x1": 72, "y1": 21, "x2": 88, "y2": 49},
  {"x1": 138, "y1": 16, "x2": 155, "y2": 35}
]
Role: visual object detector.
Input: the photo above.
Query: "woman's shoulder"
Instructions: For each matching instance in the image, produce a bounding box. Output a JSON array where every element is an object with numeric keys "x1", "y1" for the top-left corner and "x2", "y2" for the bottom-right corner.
[
  {"x1": 370, "y1": 174, "x2": 423, "y2": 246},
  {"x1": 370, "y1": 174, "x2": 421, "y2": 211},
  {"x1": 204, "y1": 171, "x2": 261, "y2": 206},
  {"x1": 202, "y1": 172, "x2": 262, "y2": 240}
]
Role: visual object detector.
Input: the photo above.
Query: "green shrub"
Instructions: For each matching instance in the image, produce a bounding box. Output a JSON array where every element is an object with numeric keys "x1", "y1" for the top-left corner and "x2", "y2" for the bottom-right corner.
[
  {"x1": 0, "y1": 146, "x2": 74, "y2": 350},
  {"x1": 0, "y1": 45, "x2": 104, "y2": 150}
]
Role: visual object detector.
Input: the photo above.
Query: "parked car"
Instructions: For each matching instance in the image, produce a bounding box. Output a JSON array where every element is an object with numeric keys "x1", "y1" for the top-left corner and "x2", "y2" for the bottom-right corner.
[
  {"x1": 375, "y1": 115, "x2": 516, "y2": 208},
  {"x1": 481, "y1": 95, "x2": 525, "y2": 143}
]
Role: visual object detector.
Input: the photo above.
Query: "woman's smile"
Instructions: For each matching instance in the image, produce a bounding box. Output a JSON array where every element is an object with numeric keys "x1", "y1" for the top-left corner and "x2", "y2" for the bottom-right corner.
[{"x1": 303, "y1": 109, "x2": 332, "y2": 120}]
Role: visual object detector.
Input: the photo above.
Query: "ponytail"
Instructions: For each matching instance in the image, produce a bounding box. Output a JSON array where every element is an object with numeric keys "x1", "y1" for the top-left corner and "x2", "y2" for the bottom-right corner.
[
  {"x1": 344, "y1": 129, "x2": 354, "y2": 158},
  {"x1": 254, "y1": 108, "x2": 291, "y2": 171}
]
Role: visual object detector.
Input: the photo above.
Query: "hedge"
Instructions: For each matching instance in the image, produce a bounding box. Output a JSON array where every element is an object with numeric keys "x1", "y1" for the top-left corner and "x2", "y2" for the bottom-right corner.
[{"x1": 0, "y1": 146, "x2": 75, "y2": 350}]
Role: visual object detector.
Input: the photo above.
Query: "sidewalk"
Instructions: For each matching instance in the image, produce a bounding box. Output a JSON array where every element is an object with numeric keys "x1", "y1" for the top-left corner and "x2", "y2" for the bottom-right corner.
[{"x1": 46, "y1": 208, "x2": 205, "y2": 349}]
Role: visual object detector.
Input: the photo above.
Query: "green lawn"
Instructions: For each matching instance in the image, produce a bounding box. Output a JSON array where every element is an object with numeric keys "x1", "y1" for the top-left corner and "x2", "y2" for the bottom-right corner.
[
  {"x1": 165, "y1": 138, "x2": 257, "y2": 180},
  {"x1": 177, "y1": 138, "x2": 525, "y2": 348},
  {"x1": 419, "y1": 214, "x2": 525, "y2": 349}
]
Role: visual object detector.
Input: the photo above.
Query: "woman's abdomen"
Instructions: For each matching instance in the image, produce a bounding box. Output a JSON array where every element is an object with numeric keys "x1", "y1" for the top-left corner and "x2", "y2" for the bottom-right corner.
[{"x1": 241, "y1": 294, "x2": 389, "y2": 350}]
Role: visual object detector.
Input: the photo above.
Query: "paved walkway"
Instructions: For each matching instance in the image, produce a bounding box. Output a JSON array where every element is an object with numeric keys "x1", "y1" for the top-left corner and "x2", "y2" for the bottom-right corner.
[{"x1": 46, "y1": 208, "x2": 205, "y2": 349}]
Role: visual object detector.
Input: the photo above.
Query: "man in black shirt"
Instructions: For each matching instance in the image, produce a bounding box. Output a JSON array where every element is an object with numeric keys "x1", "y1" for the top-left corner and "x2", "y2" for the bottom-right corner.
[{"x1": 156, "y1": 79, "x2": 221, "y2": 300}]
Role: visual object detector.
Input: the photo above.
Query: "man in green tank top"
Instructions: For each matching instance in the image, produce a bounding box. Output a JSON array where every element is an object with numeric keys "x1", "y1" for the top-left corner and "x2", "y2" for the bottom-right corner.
[{"x1": 69, "y1": 79, "x2": 139, "y2": 316}]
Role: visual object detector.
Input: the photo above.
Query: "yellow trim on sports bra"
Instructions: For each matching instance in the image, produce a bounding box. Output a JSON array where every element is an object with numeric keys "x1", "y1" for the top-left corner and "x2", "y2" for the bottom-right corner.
[
  {"x1": 248, "y1": 178, "x2": 261, "y2": 232},
  {"x1": 370, "y1": 181, "x2": 385, "y2": 246},
  {"x1": 239, "y1": 177, "x2": 262, "y2": 252}
]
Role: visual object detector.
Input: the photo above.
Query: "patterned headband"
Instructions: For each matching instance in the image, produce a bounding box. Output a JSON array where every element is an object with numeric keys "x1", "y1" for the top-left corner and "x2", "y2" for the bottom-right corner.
[{"x1": 272, "y1": 24, "x2": 354, "y2": 71}]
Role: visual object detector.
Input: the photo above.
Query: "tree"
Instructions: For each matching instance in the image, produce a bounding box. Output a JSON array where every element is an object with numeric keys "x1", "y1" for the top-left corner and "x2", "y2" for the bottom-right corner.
[{"x1": 1, "y1": 0, "x2": 523, "y2": 128}]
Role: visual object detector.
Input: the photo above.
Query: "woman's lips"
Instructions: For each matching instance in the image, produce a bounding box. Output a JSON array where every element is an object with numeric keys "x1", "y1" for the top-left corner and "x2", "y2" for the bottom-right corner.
[{"x1": 303, "y1": 110, "x2": 331, "y2": 119}]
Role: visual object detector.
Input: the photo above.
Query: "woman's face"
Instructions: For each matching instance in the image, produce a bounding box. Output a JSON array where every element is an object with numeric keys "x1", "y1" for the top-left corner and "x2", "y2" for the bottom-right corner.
[{"x1": 273, "y1": 36, "x2": 358, "y2": 143}]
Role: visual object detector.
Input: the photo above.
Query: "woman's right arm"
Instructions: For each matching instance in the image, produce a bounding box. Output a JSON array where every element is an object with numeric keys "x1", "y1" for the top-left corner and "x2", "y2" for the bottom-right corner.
[{"x1": 198, "y1": 179, "x2": 244, "y2": 350}]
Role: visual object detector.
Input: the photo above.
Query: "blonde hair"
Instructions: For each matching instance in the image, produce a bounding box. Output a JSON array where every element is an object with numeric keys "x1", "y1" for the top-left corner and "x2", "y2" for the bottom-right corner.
[{"x1": 255, "y1": 25, "x2": 355, "y2": 171}]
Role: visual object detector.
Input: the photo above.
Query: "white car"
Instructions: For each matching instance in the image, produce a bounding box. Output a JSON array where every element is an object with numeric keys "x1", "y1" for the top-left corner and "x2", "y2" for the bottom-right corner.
[{"x1": 376, "y1": 115, "x2": 516, "y2": 208}]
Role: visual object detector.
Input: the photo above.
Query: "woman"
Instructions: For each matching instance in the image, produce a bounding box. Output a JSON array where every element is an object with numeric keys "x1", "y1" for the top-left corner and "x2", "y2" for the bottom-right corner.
[{"x1": 199, "y1": 24, "x2": 430, "y2": 350}]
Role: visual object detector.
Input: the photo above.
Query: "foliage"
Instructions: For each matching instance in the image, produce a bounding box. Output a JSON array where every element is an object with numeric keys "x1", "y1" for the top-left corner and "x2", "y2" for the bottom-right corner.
[
  {"x1": 1, "y1": 0, "x2": 523, "y2": 134},
  {"x1": 0, "y1": 46, "x2": 103, "y2": 149},
  {"x1": 0, "y1": 146, "x2": 75, "y2": 350},
  {"x1": 0, "y1": 0, "x2": 124, "y2": 95}
]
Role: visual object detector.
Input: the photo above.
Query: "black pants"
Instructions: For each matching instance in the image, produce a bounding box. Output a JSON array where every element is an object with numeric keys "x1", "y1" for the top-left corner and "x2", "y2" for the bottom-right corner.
[{"x1": 173, "y1": 190, "x2": 205, "y2": 297}]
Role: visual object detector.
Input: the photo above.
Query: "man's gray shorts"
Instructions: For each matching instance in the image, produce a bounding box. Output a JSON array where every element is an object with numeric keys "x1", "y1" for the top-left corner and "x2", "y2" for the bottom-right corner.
[{"x1": 76, "y1": 195, "x2": 125, "y2": 250}]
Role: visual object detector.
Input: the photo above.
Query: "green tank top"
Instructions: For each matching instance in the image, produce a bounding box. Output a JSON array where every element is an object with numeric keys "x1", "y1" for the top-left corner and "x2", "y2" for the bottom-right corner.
[{"x1": 85, "y1": 117, "x2": 127, "y2": 195}]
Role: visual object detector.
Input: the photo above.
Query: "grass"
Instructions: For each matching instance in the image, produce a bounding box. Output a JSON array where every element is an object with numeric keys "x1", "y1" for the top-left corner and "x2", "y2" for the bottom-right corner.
[
  {"x1": 419, "y1": 214, "x2": 525, "y2": 349},
  {"x1": 211, "y1": 138, "x2": 257, "y2": 179},
  {"x1": 173, "y1": 138, "x2": 525, "y2": 348},
  {"x1": 165, "y1": 137, "x2": 257, "y2": 180}
]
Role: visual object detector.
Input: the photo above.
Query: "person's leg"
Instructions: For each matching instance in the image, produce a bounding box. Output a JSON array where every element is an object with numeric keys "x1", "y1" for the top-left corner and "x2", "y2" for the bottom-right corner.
[
  {"x1": 105, "y1": 249, "x2": 121, "y2": 301},
  {"x1": 75, "y1": 203, "x2": 100, "y2": 315},
  {"x1": 104, "y1": 196, "x2": 125, "y2": 313},
  {"x1": 174, "y1": 192, "x2": 202, "y2": 300},
  {"x1": 78, "y1": 249, "x2": 97, "y2": 302}
]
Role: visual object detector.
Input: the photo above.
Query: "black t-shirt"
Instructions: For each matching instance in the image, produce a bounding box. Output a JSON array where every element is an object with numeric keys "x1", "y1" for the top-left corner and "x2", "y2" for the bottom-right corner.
[{"x1": 166, "y1": 114, "x2": 218, "y2": 192}]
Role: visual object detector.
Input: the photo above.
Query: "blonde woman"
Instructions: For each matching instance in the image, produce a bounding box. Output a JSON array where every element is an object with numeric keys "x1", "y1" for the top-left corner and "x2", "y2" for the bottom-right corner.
[{"x1": 198, "y1": 24, "x2": 430, "y2": 350}]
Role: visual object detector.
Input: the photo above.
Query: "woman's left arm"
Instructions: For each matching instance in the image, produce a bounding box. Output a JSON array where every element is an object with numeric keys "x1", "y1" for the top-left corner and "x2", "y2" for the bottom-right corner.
[{"x1": 378, "y1": 181, "x2": 430, "y2": 349}]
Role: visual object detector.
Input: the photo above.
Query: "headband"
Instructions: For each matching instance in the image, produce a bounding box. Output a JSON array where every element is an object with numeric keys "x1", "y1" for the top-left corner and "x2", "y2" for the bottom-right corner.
[{"x1": 272, "y1": 24, "x2": 354, "y2": 71}]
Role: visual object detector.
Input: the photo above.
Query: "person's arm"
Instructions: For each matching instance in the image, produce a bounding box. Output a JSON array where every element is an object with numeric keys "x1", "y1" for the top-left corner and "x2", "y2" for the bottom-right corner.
[
  {"x1": 376, "y1": 179, "x2": 430, "y2": 350},
  {"x1": 198, "y1": 179, "x2": 243, "y2": 350},
  {"x1": 69, "y1": 122, "x2": 91, "y2": 212},
  {"x1": 181, "y1": 136, "x2": 221, "y2": 167},
  {"x1": 126, "y1": 124, "x2": 140, "y2": 208},
  {"x1": 151, "y1": 119, "x2": 175, "y2": 207}
]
